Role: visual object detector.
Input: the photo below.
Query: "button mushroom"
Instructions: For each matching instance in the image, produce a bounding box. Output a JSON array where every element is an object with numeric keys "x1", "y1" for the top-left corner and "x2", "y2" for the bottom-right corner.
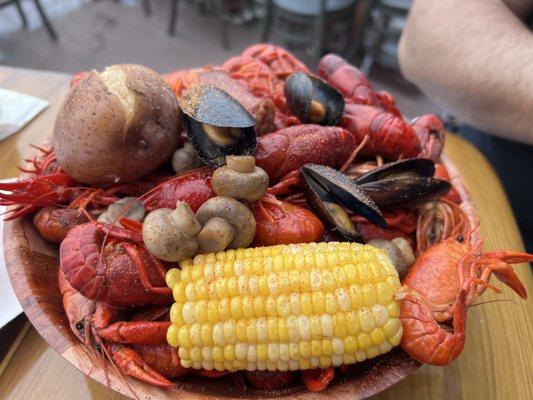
[
  {"x1": 212, "y1": 155, "x2": 269, "y2": 202},
  {"x1": 142, "y1": 201, "x2": 202, "y2": 262},
  {"x1": 171, "y1": 142, "x2": 204, "y2": 174},
  {"x1": 367, "y1": 237, "x2": 415, "y2": 278},
  {"x1": 195, "y1": 196, "x2": 256, "y2": 254}
]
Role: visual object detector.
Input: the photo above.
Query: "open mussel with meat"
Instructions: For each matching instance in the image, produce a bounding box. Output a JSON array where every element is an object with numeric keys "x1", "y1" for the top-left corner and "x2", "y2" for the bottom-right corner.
[
  {"x1": 284, "y1": 72, "x2": 345, "y2": 125},
  {"x1": 300, "y1": 163, "x2": 387, "y2": 241},
  {"x1": 355, "y1": 158, "x2": 451, "y2": 208},
  {"x1": 180, "y1": 85, "x2": 257, "y2": 167},
  {"x1": 300, "y1": 158, "x2": 451, "y2": 241},
  {"x1": 354, "y1": 158, "x2": 435, "y2": 184}
]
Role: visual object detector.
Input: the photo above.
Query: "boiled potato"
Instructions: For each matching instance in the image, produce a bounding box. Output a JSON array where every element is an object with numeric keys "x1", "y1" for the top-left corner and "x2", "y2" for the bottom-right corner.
[{"x1": 54, "y1": 64, "x2": 181, "y2": 184}]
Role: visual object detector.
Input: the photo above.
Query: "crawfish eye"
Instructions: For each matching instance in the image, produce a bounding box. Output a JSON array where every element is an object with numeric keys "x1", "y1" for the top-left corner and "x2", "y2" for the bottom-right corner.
[
  {"x1": 75, "y1": 321, "x2": 84, "y2": 331},
  {"x1": 456, "y1": 235, "x2": 464, "y2": 243}
]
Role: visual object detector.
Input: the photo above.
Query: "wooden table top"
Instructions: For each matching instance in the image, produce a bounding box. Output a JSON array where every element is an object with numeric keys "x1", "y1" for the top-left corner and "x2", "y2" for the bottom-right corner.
[{"x1": 0, "y1": 65, "x2": 531, "y2": 400}]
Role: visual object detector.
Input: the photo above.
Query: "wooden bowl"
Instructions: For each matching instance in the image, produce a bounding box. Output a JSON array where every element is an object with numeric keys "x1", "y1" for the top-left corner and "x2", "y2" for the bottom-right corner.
[{"x1": 3, "y1": 156, "x2": 474, "y2": 399}]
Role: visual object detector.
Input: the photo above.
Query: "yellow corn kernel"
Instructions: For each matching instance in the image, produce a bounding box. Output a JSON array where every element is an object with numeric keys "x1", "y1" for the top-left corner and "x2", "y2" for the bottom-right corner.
[
  {"x1": 178, "y1": 325, "x2": 192, "y2": 348},
  {"x1": 387, "y1": 300, "x2": 401, "y2": 318},
  {"x1": 167, "y1": 324, "x2": 180, "y2": 347},
  {"x1": 362, "y1": 284, "x2": 378, "y2": 307},
  {"x1": 194, "y1": 300, "x2": 208, "y2": 324},
  {"x1": 172, "y1": 281, "x2": 186, "y2": 303},
  {"x1": 344, "y1": 336, "x2": 358, "y2": 354},
  {"x1": 300, "y1": 293, "x2": 313, "y2": 315},
  {"x1": 207, "y1": 300, "x2": 219, "y2": 324},
  {"x1": 257, "y1": 344, "x2": 268, "y2": 361},
  {"x1": 189, "y1": 323, "x2": 202, "y2": 346},
  {"x1": 347, "y1": 311, "x2": 360, "y2": 336},
  {"x1": 277, "y1": 296, "x2": 291, "y2": 317},
  {"x1": 334, "y1": 312, "x2": 348, "y2": 337},
  {"x1": 165, "y1": 268, "x2": 181, "y2": 289},
  {"x1": 224, "y1": 345, "x2": 235, "y2": 362},
  {"x1": 267, "y1": 318, "x2": 278, "y2": 342},
  {"x1": 299, "y1": 341, "x2": 311, "y2": 358},
  {"x1": 372, "y1": 304, "x2": 389, "y2": 327},
  {"x1": 200, "y1": 323, "x2": 213, "y2": 346},
  {"x1": 371, "y1": 328, "x2": 386, "y2": 347},
  {"x1": 357, "y1": 333, "x2": 372, "y2": 351},
  {"x1": 212, "y1": 347, "x2": 224, "y2": 362},
  {"x1": 358, "y1": 308, "x2": 376, "y2": 333},
  {"x1": 312, "y1": 292, "x2": 325, "y2": 315},
  {"x1": 218, "y1": 298, "x2": 231, "y2": 321},
  {"x1": 170, "y1": 302, "x2": 184, "y2": 326},
  {"x1": 322, "y1": 339, "x2": 333, "y2": 356}
]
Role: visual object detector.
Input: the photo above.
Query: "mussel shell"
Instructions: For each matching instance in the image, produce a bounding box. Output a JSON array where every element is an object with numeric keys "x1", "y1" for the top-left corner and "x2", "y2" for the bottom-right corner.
[
  {"x1": 180, "y1": 85, "x2": 257, "y2": 167},
  {"x1": 355, "y1": 158, "x2": 436, "y2": 185},
  {"x1": 301, "y1": 163, "x2": 388, "y2": 230},
  {"x1": 360, "y1": 177, "x2": 451, "y2": 209},
  {"x1": 284, "y1": 73, "x2": 344, "y2": 125},
  {"x1": 301, "y1": 169, "x2": 362, "y2": 241},
  {"x1": 180, "y1": 85, "x2": 256, "y2": 127}
]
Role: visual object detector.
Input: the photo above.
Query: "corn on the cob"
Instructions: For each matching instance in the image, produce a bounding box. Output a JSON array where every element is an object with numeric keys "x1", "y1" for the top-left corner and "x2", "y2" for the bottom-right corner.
[{"x1": 166, "y1": 242, "x2": 402, "y2": 372}]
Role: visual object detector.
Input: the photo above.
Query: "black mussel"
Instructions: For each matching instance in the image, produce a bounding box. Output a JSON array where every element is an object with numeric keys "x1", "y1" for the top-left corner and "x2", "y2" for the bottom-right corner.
[
  {"x1": 284, "y1": 72, "x2": 345, "y2": 125},
  {"x1": 360, "y1": 177, "x2": 451, "y2": 209},
  {"x1": 180, "y1": 85, "x2": 257, "y2": 167},
  {"x1": 301, "y1": 164, "x2": 387, "y2": 241},
  {"x1": 301, "y1": 169, "x2": 362, "y2": 241},
  {"x1": 355, "y1": 158, "x2": 436, "y2": 185}
]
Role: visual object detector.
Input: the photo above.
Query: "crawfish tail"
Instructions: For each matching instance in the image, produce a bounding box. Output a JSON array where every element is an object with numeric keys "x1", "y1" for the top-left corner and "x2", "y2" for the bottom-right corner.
[
  {"x1": 255, "y1": 124, "x2": 356, "y2": 182},
  {"x1": 141, "y1": 167, "x2": 214, "y2": 212},
  {"x1": 411, "y1": 114, "x2": 445, "y2": 161},
  {"x1": 341, "y1": 103, "x2": 420, "y2": 160},
  {"x1": 400, "y1": 289, "x2": 467, "y2": 366}
]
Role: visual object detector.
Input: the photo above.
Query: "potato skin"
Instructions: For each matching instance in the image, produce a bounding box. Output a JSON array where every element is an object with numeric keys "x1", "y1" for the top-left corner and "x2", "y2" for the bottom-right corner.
[{"x1": 54, "y1": 64, "x2": 181, "y2": 184}]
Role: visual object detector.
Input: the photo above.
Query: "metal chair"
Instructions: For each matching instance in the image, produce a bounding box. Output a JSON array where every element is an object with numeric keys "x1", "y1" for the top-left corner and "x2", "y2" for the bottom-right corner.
[
  {"x1": 261, "y1": 0, "x2": 358, "y2": 65},
  {"x1": 0, "y1": 0, "x2": 58, "y2": 40},
  {"x1": 166, "y1": 0, "x2": 254, "y2": 49},
  {"x1": 356, "y1": 0, "x2": 411, "y2": 74}
]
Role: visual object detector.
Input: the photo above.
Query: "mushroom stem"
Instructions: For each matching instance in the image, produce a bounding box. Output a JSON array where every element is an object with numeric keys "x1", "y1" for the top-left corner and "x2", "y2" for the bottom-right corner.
[
  {"x1": 171, "y1": 201, "x2": 202, "y2": 237},
  {"x1": 226, "y1": 155, "x2": 256, "y2": 173},
  {"x1": 391, "y1": 237, "x2": 415, "y2": 267},
  {"x1": 197, "y1": 217, "x2": 236, "y2": 254}
]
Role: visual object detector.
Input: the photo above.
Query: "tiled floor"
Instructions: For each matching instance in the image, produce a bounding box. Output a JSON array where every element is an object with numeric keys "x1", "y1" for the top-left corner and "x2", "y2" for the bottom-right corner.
[{"x1": 0, "y1": 0, "x2": 441, "y2": 118}]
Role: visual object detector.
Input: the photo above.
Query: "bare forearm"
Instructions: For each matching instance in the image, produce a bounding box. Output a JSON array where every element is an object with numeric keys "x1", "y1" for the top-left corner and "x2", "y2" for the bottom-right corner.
[{"x1": 398, "y1": 0, "x2": 533, "y2": 145}]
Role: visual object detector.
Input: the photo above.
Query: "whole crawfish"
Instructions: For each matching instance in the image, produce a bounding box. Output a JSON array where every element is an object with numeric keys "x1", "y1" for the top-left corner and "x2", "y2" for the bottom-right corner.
[
  {"x1": 252, "y1": 196, "x2": 324, "y2": 246},
  {"x1": 222, "y1": 44, "x2": 308, "y2": 130},
  {"x1": 400, "y1": 205, "x2": 532, "y2": 365},
  {"x1": 318, "y1": 54, "x2": 445, "y2": 161},
  {"x1": 318, "y1": 53, "x2": 401, "y2": 116},
  {"x1": 60, "y1": 221, "x2": 172, "y2": 307},
  {"x1": 60, "y1": 269, "x2": 186, "y2": 388}
]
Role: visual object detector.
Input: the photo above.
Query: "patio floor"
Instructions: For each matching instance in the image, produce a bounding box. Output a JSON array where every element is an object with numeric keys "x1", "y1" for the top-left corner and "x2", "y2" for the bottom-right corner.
[{"x1": 0, "y1": 0, "x2": 441, "y2": 118}]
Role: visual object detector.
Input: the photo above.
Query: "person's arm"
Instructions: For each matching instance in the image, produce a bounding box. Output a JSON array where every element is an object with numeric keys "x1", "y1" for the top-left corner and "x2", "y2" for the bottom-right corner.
[{"x1": 398, "y1": 0, "x2": 533, "y2": 145}]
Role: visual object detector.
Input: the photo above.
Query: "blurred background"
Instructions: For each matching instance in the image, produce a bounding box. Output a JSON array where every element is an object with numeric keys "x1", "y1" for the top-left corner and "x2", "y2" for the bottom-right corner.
[{"x1": 0, "y1": 0, "x2": 440, "y2": 118}]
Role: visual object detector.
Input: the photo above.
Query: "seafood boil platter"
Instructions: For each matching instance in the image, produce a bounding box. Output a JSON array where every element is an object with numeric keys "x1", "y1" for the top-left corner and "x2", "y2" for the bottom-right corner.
[{"x1": 2, "y1": 44, "x2": 531, "y2": 399}]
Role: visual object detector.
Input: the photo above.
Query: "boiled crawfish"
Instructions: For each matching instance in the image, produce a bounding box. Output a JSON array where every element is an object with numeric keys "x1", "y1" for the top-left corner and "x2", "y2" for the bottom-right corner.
[
  {"x1": 400, "y1": 205, "x2": 532, "y2": 365},
  {"x1": 60, "y1": 221, "x2": 172, "y2": 307},
  {"x1": 60, "y1": 269, "x2": 185, "y2": 388}
]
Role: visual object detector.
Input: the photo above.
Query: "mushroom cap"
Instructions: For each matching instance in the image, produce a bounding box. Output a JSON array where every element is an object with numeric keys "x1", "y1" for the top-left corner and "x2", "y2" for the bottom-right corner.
[
  {"x1": 212, "y1": 165, "x2": 269, "y2": 202},
  {"x1": 142, "y1": 208, "x2": 198, "y2": 262},
  {"x1": 367, "y1": 239, "x2": 409, "y2": 278},
  {"x1": 195, "y1": 196, "x2": 256, "y2": 249}
]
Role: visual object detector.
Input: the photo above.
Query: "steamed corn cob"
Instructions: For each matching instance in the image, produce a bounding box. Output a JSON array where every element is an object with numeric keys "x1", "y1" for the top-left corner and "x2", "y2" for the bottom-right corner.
[{"x1": 165, "y1": 242, "x2": 403, "y2": 372}]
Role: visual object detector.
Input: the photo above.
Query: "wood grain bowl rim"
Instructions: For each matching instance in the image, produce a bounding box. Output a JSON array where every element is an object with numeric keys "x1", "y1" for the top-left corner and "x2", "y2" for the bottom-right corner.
[{"x1": 3, "y1": 155, "x2": 475, "y2": 400}]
